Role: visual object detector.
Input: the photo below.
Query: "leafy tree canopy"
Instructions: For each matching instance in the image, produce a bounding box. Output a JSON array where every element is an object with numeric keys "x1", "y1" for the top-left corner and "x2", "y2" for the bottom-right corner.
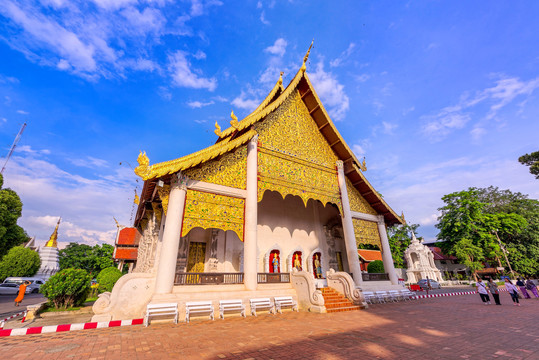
[
  {"x1": 0, "y1": 173, "x2": 28, "y2": 257},
  {"x1": 0, "y1": 246, "x2": 41, "y2": 282},
  {"x1": 436, "y1": 187, "x2": 536, "y2": 277},
  {"x1": 518, "y1": 151, "x2": 539, "y2": 179},
  {"x1": 59, "y1": 243, "x2": 115, "y2": 275},
  {"x1": 387, "y1": 223, "x2": 420, "y2": 268}
]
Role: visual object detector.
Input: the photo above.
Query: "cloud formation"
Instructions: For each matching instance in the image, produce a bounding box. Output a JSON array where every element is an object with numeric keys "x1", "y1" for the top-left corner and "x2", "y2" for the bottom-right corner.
[{"x1": 308, "y1": 61, "x2": 350, "y2": 121}]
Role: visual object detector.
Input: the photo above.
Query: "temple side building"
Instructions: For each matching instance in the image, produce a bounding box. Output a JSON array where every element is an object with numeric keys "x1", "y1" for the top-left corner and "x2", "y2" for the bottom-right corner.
[{"x1": 92, "y1": 46, "x2": 405, "y2": 321}]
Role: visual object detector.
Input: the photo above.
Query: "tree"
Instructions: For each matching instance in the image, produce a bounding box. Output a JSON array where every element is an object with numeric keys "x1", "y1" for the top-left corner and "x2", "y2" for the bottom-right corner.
[
  {"x1": 436, "y1": 187, "x2": 531, "y2": 278},
  {"x1": 518, "y1": 151, "x2": 539, "y2": 179},
  {"x1": 387, "y1": 223, "x2": 420, "y2": 268},
  {"x1": 96, "y1": 267, "x2": 122, "y2": 293},
  {"x1": 0, "y1": 173, "x2": 28, "y2": 258},
  {"x1": 0, "y1": 246, "x2": 41, "y2": 282},
  {"x1": 41, "y1": 268, "x2": 91, "y2": 309},
  {"x1": 59, "y1": 243, "x2": 115, "y2": 275},
  {"x1": 367, "y1": 260, "x2": 385, "y2": 273}
]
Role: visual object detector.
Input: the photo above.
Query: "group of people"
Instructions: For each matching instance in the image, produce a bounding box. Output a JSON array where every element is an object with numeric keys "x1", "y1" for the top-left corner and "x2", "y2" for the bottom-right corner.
[{"x1": 476, "y1": 277, "x2": 538, "y2": 306}]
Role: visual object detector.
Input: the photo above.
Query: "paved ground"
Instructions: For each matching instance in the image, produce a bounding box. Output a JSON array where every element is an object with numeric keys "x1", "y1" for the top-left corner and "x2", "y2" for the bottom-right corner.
[
  {"x1": 0, "y1": 294, "x2": 46, "y2": 319},
  {"x1": 1, "y1": 293, "x2": 537, "y2": 360}
]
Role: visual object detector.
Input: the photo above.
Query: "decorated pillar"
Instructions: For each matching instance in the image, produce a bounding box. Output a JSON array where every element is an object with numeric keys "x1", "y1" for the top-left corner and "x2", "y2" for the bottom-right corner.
[
  {"x1": 154, "y1": 172, "x2": 188, "y2": 294},
  {"x1": 336, "y1": 160, "x2": 363, "y2": 285},
  {"x1": 244, "y1": 134, "x2": 259, "y2": 290},
  {"x1": 377, "y1": 216, "x2": 399, "y2": 285}
]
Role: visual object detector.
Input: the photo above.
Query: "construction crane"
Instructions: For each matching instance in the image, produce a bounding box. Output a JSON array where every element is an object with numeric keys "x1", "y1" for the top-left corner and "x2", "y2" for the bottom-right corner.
[{"x1": 1, "y1": 122, "x2": 27, "y2": 174}]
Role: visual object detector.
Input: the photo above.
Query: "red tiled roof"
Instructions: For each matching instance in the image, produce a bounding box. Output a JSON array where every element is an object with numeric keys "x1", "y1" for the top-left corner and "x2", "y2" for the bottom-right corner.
[
  {"x1": 357, "y1": 249, "x2": 382, "y2": 262},
  {"x1": 117, "y1": 227, "x2": 141, "y2": 246},
  {"x1": 428, "y1": 246, "x2": 457, "y2": 261},
  {"x1": 114, "y1": 248, "x2": 138, "y2": 260}
]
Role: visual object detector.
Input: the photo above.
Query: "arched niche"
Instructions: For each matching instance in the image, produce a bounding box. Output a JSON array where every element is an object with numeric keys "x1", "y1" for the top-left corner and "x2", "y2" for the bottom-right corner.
[
  {"x1": 308, "y1": 248, "x2": 323, "y2": 279},
  {"x1": 264, "y1": 244, "x2": 283, "y2": 273},
  {"x1": 286, "y1": 246, "x2": 305, "y2": 272}
]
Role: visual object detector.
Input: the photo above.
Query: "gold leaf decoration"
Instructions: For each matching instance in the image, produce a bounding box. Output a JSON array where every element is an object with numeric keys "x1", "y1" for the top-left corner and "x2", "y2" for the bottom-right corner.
[
  {"x1": 353, "y1": 219, "x2": 381, "y2": 247},
  {"x1": 181, "y1": 189, "x2": 245, "y2": 240},
  {"x1": 255, "y1": 90, "x2": 341, "y2": 210},
  {"x1": 183, "y1": 146, "x2": 247, "y2": 190},
  {"x1": 134, "y1": 151, "x2": 151, "y2": 179},
  {"x1": 157, "y1": 184, "x2": 170, "y2": 216},
  {"x1": 346, "y1": 177, "x2": 377, "y2": 215},
  {"x1": 151, "y1": 202, "x2": 162, "y2": 223}
]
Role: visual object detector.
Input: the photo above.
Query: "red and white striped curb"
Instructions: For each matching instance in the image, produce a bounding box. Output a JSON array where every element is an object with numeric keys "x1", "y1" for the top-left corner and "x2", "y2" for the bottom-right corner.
[
  {"x1": 0, "y1": 318, "x2": 143, "y2": 337},
  {"x1": 0, "y1": 311, "x2": 27, "y2": 330},
  {"x1": 413, "y1": 288, "x2": 509, "y2": 299}
]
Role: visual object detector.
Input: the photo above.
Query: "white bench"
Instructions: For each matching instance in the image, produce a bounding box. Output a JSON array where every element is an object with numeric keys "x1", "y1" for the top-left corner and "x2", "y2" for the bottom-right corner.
[
  {"x1": 362, "y1": 291, "x2": 377, "y2": 304},
  {"x1": 388, "y1": 290, "x2": 403, "y2": 302},
  {"x1": 185, "y1": 301, "x2": 214, "y2": 323},
  {"x1": 144, "y1": 303, "x2": 178, "y2": 327},
  {"x1": 400, "y1": 289, "x2": 415, "y2": 301},
  {"x1": 274, "y1": 296, "x2": 298, "y2": 313},
  {"x1": 249, "y1": 298, "x2": 274, "y2": 316},
  {"x1": 375, "y1": 291, "x2": 390, "y2": 303},
  {"x1": 219, "y1": 299, "x2": 246, "y2": 319}
]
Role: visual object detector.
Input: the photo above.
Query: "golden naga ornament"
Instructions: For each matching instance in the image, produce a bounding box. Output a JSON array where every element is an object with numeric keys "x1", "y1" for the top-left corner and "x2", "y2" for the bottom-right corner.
[
  {"x1": 359, "y1": 157, "x2": 367, "y2": 172},
  {"x1": 301, "y1": 39, "x2": 314, "y2": 71},
  {"x1": 134, "y1": 151, "x2": 151, "y2": 179},
  {"x1": 230, "y1": 111, "x2": 239, "y2": 129},
  {"x1": 214, "y1": 121, "x2": 222, "y2": 136}
]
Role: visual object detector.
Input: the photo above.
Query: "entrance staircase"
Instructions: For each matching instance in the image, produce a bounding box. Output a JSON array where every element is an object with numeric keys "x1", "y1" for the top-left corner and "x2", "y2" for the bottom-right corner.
[{"x1": 321, "y1": 288, "x2": 361, "y2": 313}]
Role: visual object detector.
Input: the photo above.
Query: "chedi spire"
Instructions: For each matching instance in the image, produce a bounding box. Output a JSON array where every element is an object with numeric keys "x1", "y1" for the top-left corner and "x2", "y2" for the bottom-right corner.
[{"x1": 45, "y1": 217, "x2": 61, "y2": 248}]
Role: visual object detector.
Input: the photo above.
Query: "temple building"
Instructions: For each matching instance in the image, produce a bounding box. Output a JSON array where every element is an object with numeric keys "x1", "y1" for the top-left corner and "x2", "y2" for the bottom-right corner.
[
  {"x1": 404, "y1": 232, "x2": 443, "y2": 284},
  {"x1": 36, "y1": 218, "x2": 61, "y2": 280},
  {"x1": 92, "y1": 46, "x2": 405, "y2": 321}
]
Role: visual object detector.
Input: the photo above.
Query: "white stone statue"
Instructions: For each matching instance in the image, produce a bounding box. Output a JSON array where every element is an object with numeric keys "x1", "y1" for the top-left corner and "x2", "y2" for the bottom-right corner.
[{"x1": 404, "y1": 232, "x2": 443, "y2": 283}]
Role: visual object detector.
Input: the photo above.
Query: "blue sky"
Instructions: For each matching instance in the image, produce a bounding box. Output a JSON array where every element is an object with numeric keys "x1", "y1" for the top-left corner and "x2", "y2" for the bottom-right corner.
[{"x1": 0, "y1": 1, "x2": 537, "y2": 248}]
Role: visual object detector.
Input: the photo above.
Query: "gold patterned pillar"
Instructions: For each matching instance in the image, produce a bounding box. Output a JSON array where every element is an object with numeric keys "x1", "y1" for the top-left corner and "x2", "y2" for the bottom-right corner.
[
  {"x1": 377, "y1": 216, "x2": 399, "y2": 285},
  {"x1": 244, "y1": 134, "x2": 259, "y2": 290},
  {"x1": 336, "y1": 160, "x2": 363, "y2": 285},
  {"x1": 154, "y1": 172, "x2": 188, "y2": 294}
]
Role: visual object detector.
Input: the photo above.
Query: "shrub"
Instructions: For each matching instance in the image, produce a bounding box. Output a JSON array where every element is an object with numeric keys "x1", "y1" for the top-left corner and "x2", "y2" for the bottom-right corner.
[
  {"x1": 96, "y1": 267, "x2": 122, "y2": 293},
  {"x1": 40, "y1": 268, "x2": 91, "y2": 309},
  {"x1": 367, "y1": 260, "x2": 385, "y2": 273},
  {"x1": 0, "y1": 246, "x2": 41, "y2": 282}
]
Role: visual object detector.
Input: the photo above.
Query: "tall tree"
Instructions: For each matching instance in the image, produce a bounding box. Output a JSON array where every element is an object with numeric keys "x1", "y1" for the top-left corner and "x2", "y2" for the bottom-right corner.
[
  {"x1": 59, "y1": 243, "x2": 115, "y2": 275},
  {"x1": 518, "y1": 151, "x2": 539, "y2": 179},
  {"x1": 0, "y1": 173, "x2": 28, "y2": 257},
  {"x1": 0, "y1": 246, "x2": 41, "y2": 282},
  {"x1": 387, "y1": 223, "x2": 419, "y2": 268},
  {"x1": 436, "y1": 188, "x2": 528, "y2": 279}
]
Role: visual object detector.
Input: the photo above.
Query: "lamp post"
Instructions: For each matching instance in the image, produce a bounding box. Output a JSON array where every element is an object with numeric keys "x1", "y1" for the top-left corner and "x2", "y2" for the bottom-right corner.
[{"x1": 493, "y1": 230, "x2": 515, "y2": 279}]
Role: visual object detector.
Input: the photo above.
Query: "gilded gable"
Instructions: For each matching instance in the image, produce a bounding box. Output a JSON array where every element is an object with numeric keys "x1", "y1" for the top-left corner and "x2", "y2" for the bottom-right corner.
[{"x1": 346, "y1": 177, "x2": 377, "y2": 215}]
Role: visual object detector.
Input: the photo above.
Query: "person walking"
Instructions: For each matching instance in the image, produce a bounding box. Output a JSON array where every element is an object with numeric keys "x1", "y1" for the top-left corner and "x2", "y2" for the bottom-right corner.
[
  {"x1": 14, "y1": 281, "x2": 30, "y2": 306},
  {"x1": 516, "y1": 278, "x2": 531, "y2": 299},
  {"x1": 525, "y1": 278, "x2": 539, "y2": 298},
  {"x1": 505, "y1": 278, "x2": 521, "y2": 306},
  {"x1": 487, "y1": 278, "x2": 501, "y2": 305},
  {"x1": 476, "y1": 278, "x2": 490, "y2": 305}
]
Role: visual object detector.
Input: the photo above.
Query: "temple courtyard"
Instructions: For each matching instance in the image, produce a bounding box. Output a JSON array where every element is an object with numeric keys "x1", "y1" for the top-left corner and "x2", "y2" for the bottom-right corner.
[{"x1": 1, "y1": 294, "x2": 537, "y2": 360}]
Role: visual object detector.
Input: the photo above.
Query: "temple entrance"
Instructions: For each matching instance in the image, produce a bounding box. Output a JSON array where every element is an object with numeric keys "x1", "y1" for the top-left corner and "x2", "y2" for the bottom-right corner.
[{"x1": 187, "y1": 242, "x2": 206, "y2": 272}]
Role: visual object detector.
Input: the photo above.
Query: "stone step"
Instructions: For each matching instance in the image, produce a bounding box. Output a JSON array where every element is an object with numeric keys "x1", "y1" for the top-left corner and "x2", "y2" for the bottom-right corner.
[
  {"x1": 320, "y1": 287, "x2": 360, "y2": 312},
  {"x1": 326, "y1": 306, "x2": 361, "y2": 313}
]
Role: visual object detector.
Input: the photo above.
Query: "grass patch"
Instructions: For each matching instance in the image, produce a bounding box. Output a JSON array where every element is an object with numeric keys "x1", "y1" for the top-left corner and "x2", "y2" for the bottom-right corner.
[{"x1": 41, "y1": 305, "x2": 82, "y2": 313}]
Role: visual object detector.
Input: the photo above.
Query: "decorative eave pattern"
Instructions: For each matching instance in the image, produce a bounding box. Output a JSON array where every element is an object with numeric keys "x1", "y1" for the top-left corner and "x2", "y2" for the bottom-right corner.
[{"x1": 134, "y1": 129, "x2": 257, "y2": 181}]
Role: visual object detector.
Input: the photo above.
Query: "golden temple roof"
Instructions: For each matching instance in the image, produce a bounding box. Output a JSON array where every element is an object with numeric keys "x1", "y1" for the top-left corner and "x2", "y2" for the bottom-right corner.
[{"x1": 134, "y1": 129, "x2": 257, "y2": 181}]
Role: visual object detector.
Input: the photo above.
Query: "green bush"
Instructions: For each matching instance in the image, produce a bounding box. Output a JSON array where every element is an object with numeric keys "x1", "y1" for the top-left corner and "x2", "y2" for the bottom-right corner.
[
  {"x1": 96, "y1": 267, "x2": 122, "y2": 293},
  {"x1": 40, "y1": 268, "x2": 91, "y2": 309},
  {"x1": 0, "y1": 246, "x2": 41, "y2": 282},
  {"x1": 367, "y1": 260, "x2": 385, "y2": 273}
]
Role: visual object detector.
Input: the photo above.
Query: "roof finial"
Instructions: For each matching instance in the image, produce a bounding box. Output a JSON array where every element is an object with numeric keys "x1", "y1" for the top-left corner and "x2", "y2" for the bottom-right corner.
[
  {"x1": 214, "y1": 121, "x2": 222, "y2": 136},
  {"x1": 230, "y1": 110, "x2": 239, "y2": 129},
  {"x1": 134, "y1": 189, "x2": 140, "y2": 205},
  {"x1": 401, "y1": 211, "x2": 406, "y2": 224},
  {"x1": 301, "y1": 39, "x2": 314, "y2": 71},
  {"x1": 278, "y1": 71, "x2": 284, "y2": 85},
  {"x1": 113, "y1": 216, "x2": 120, "y2": 229},
  {"x1": 358, "y1": 156, "x2": 367, "y2": 171}
]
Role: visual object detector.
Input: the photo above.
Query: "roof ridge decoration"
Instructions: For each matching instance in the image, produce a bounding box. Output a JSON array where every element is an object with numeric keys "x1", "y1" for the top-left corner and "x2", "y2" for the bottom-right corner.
[{"x1": 134, "y1": 129, "x2": 257, "y2": 181}]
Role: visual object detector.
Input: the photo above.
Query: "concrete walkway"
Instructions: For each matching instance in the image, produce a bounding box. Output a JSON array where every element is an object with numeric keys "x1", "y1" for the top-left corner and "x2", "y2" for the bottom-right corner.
[{"x1": 1, "y1": 293, "x2": 537, "y2": 359}]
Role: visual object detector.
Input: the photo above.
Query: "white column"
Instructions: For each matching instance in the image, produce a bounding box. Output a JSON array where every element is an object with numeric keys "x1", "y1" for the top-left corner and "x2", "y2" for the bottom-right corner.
[
  {"x1": 377, "y1": 216, "x2": 399, "y2": 285},
  {"x1": 154, "y1": 172, "x2": 188, "y2": 294},
  {"x1": 244, "y1": 135, "x2": 259, "y2": 290},
  {"x1": 336, "y1": 160, "x2": 363, "y2": 285}
]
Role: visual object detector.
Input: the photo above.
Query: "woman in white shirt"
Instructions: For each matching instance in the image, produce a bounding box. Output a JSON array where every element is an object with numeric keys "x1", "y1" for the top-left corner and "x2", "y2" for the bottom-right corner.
[
  {"x1": 476, "y1": 278, "x2": 490, "y2": 305},
  {"x1": 504, "y1": 278, "x2": 521, "y2": 306}
]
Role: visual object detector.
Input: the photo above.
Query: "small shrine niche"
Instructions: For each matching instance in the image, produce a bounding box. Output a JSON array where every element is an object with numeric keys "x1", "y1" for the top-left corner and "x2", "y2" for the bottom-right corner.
[
  {"x1": 312, "y1": 252, "x2": 322, "y2": 279},
  {"x1": 269, "y1": 249, "x2": 280, "y2": 273},
  {"x1": 292, "y1": 251, "x2": 302, "y2": 271}
]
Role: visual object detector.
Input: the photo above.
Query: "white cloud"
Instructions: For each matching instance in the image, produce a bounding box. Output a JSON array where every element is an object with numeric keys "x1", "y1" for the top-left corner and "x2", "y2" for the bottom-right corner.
[
  {"x1": 15, "y1": 145, "x2": 50, "y2": 155},
  {"x1": 330, "y1": 42, "x2": 356, "y2": 68},
  {"x1": 231, "y1": 90, "x2": 260, "y2": 111},
  {"x1": 92, "y1": 0, "x2": 137, "y2": 11},
  {"x1": 158, "y1": 86, "x2": 172, "y2": 100},
  {"x1": 121, "y1": 6, "x2": 166, "y2": 35},
  {"x1": 16, "y1": 109, "x2": 29, "y2": 115},
  {"x1": 168, "y1": 51, "x2": 217, "y2": 91},
  {"x1": 0, "y1": 75, "x2": 19, "y2": 84},
  {"x1": 422, "y1": 113, "x2": 470, "y2": 139},
  {"x1": 260, "y1": 11, "x2": 270, "y2": 25},
  {"x1": 69, "y1": 156, "x2": 109, "y2": 168},
  {"x1": 187, "y1": 100, "x2": 214, "y2": 108},
  {"x1": 1, "y1": 117, "x2": 7, "y2": 123},
  {"x1": 355, "y1": 74, "x2": 370, "y2": 83},
  {"x1": 352, "y1": 144, "x2": 366, "y2": 157},
  {"x1": 382, "y1": 121, "x2": 398, "y2": 135},
  {"x1": 308, "y1": 61, "x2": 350, "y2": 121},
  {"x1": 264, "y1": 38, "x2": 287, "y2": 57},
  {"x1": 2, "y1": 154, "x2": 136, "y2": 247},
  {"x1": 193, "y1": 50, "x2": 206, "y2": 60}
]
